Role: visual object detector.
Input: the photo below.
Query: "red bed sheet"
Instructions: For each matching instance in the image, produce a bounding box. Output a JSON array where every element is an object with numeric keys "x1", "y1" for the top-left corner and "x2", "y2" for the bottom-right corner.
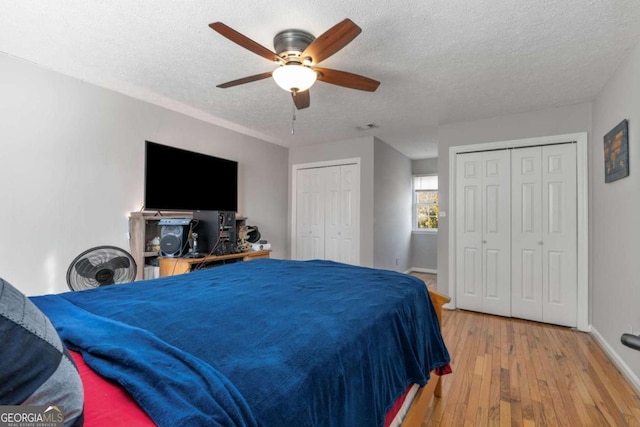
[
  {"x1": 69, "y1": 350, "x2": 156, "y2": 426},
  {"x1": 71, "y1": 350, "x2": 436, "y2": 426}
]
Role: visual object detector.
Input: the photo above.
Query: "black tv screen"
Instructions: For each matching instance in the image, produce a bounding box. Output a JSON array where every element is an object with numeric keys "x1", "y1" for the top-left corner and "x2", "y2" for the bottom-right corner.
[{"x1": 144, "y1": 141, "x2": 238, "y2": 212}]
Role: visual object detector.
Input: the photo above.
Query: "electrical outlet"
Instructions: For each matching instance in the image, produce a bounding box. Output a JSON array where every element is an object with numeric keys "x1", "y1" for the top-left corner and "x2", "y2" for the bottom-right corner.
[
  {"x1": 395, "y1": 258, "x2": 399, "y2": 266},
  {"x1": 628, "y1": 324, "x2": 634, "y2": 334}
]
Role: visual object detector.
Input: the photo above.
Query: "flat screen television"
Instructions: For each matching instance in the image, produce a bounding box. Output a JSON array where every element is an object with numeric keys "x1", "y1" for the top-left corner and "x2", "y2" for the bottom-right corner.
[{"x1": 144, "y1": 141, "x2": 238, "y2": 212}]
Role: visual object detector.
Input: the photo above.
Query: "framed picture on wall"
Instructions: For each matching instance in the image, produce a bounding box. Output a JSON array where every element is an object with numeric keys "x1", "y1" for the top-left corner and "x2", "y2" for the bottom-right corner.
[{"x1": 604, "y1": 119, "x2": 629, "y2": 183}]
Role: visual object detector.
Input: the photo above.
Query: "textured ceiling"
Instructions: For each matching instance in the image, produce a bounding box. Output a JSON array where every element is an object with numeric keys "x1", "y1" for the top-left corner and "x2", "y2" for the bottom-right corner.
[{"x1": 1, "y1": 1, "x2": 640, "y2": 159}]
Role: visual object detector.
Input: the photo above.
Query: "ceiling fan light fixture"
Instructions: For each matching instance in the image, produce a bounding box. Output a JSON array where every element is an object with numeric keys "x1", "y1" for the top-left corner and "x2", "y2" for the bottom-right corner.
[{"x1": 272, "y1": 64, "x2": 317, "y2": 92}]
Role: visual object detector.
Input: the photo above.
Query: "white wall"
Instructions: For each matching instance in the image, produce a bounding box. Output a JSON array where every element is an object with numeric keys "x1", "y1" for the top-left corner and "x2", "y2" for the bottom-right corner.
[
  {"x1": 591, "y1": 41, "x2": 640, "y2": 377},
  {"x1": 411, "y1": 158, "x2": 438, "y2": 271},
  {"x1": 373, "y1": 138, "x2": 412, "y2": 272},
  {"x1": 0, "y1": 54, "x2": 289, "y2": 296},
  {"x1": 436, "y1": 102, "x2": 592, "y2": 296},
  {"x1": 412, "y1": 158, "x2": 438, "y2": 175},
  {"x1": 288, "y1": 137, "x2": 375, "y2": 266}
]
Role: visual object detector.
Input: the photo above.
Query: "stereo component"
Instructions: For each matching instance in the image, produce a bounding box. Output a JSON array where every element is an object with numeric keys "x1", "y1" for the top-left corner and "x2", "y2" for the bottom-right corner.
[
  {"x1": 193, "y1": 211, "x2": 237, "y2": 255},
  {"x1": 159, "y1": 218, "x2": 191, "y2": 257}
]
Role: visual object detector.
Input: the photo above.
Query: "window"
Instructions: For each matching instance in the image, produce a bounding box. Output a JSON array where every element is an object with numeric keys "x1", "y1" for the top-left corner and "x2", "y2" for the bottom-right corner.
[{"x1": 414, "y1": 175, "x2": 438, "y2": 231}]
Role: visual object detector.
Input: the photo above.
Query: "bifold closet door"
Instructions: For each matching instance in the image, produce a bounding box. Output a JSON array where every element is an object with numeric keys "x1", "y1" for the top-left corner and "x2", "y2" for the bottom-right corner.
[
  {"x1": 455, "y1": 150, "x2": 511, "y2": 317},
  {"x1": 511, "y1": 147, "x2": 543, "y2": 321},
  {"x1": 324, "y1": 164, "x2": 359, "y2": 264},
  {"x1": 296, "y1": 164, "x2": 360, "y2": 264},
  {"x1": 511, "y1": 144, "x2": 577, "y2": 327}
]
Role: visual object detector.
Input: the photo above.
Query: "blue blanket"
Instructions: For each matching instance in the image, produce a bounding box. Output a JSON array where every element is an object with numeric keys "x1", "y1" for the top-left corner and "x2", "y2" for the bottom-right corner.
[{"x1": 31, "y1": 259, "x2": 450, "y2": 427}]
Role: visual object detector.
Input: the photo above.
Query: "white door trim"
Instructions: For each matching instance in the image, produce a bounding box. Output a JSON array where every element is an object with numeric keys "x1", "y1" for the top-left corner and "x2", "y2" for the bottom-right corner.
[
  {"x1": 448, "y1": 132, "x2": 589, "y2": 331},
  {"x1": 291, "y1": 158, "x2": 361, "y2": 263}
]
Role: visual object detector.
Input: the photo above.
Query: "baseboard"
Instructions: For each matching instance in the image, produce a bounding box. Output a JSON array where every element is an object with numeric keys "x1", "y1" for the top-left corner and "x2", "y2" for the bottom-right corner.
[
  {"x1": 590, "y1": 326, "x2": 640, "y2": 397},
  {"x1": 408, "y1": 267, "x2": 438, "y2": 274}
]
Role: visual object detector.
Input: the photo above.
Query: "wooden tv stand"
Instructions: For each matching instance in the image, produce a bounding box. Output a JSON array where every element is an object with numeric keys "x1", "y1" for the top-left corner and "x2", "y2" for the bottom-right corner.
[{"x1": 159, "y1": 250, "x2": 271, "y2": 277}]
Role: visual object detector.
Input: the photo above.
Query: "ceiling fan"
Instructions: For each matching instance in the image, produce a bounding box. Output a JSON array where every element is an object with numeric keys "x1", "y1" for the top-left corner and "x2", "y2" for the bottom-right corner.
[{"x1": 209, "y1": 19, "x2": 380, "y2": 110}]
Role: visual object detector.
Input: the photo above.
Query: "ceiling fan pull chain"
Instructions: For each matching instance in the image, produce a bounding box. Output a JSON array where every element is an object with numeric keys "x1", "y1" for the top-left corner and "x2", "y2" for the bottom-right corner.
[{"x1": 291, "y1": 97, "x2": 296, "y2": 135}]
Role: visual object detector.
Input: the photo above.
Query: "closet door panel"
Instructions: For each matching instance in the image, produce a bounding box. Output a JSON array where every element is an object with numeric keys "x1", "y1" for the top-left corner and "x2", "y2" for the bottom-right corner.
[
  {"x1": 542, "y1": 144, "x2": 577, "y2": 327},
  {"x1": 325, "y1": 167, "x2": 342, "y2": 262},
  {"x1": 456, "y1": 154, "x2": 483, "y2": 312},
  {"x1": 338, "y1": 164, "x2": 359, "y2": 264},
  {"x1": 511, "y1": 147, "x2": 543, "y2": 322},
  {"x1": 296, "y1": 168, "x2": 326, "y2": 260},
  {"x1": 484, "y1": 249, "x2": 500, "y2": 298},
  {"x1": 480, "y1": 150, "x2": 511, "y2": 317}
]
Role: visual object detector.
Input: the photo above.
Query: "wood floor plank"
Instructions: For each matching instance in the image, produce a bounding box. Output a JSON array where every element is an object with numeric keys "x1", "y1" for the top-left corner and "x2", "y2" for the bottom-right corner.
[
  {"x1": 488, "y1": 315, "x2": 502, "y2": 426},
  {"x1": 512, "y1": 322, "x2": 534, "y2": 426},
  {"x1": 464, "y1": 314, "x2": 488, "y2": 426},
  {"x1": 475, "y1": 351, "x2": 493, "y2": 426},
  {"x1": 524, "y1": 324, "x2": 557, "y2": 427}
]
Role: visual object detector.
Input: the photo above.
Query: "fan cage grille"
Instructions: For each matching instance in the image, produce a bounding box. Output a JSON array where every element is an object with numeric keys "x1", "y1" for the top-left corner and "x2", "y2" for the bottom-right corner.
[{"x1": 66, "y1": 246, "x2": 137, "y2": 291}]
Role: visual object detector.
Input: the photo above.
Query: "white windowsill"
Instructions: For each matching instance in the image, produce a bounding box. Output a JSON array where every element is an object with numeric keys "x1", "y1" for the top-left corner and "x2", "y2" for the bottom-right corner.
[{"x1": 412, "y1": 229, "x2": 438, "y2": 235}]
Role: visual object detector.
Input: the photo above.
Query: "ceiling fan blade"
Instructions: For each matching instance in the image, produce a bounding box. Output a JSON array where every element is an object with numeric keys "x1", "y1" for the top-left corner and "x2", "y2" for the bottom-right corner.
[
  {"x1": 315, "y1": 68, "x2": 380, "y2": 92},
  {"x1": 210, "y1": 22, "x2": 280, "y2": 63},
  {"x1": 292, "y1": 90, "x2": 310, "y2": 110},
  {"x1": 217, "y1": 71, "x2": 273, "y2": 88},
  {"x1": 301, "y1": 19, "x2": 362, "y2": 65}
]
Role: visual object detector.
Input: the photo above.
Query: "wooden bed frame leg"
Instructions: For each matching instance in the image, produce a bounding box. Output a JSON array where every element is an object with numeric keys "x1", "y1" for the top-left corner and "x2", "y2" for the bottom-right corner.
[
  {"x1": 428, "y1": 289, "x2": 449, "y2": 401},
  {"x1": 434, "y1": 375, "x2": 443, "y2": 397}
]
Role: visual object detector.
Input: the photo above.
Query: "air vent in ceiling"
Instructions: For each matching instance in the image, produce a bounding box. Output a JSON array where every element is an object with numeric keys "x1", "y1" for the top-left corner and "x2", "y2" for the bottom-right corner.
[{"x1": 356, "y1": 123, "x2": 379, "y2": 131}]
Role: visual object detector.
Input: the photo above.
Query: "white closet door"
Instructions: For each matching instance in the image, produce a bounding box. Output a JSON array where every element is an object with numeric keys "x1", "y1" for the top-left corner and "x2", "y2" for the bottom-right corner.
[
  {"x1": 325, "y1": 167, "x2": 341, "y2": 262},
  {"x1": 512, "y1": 147, "x2": 544, "y2": 322},
  {"x1": 325, "y1": 165, "x2": 359, "y2": 264},
  {"x1": 295, "y1": 163, "x2": 360, "y2": 264},
  {"x1": 542, "y1": 144, "x2": 577, "y2": 327},
  {"x1": 480, "y1": 150, "x2": 512, "y2": 316},
  {"x1": 456, "y1": 151, "x2": 511, "y2": 316},
  {"x1": 511, "y1": 144, "x2": 577, "y2": 327},
  {"x1": 456, "y1": 154, "x2": 484, "y2": 312},
  {"x1": 296, "y1": 168, "x2": 326, "y2": 260}
]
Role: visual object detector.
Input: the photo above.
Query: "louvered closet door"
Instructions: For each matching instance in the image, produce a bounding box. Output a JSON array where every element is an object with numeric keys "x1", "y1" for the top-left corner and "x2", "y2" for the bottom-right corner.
[
  {"x1": 456, "y1": 151, "x2": 511, "y2": 316},
  {"x1": 511, "y1": 144, "x2": 577, "y2": 327},
  {"x1": 296, "y1": 168, "x2": 326, "y2": 260}
]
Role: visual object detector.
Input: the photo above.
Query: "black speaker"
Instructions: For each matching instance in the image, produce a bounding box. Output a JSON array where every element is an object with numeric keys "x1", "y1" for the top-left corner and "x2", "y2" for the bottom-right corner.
[
  {"x1": 193, "y1": 211, "x2": 237, "y2": 255},
  {"x1": 159, "y1": 219, "x2": 192, "y2": 257}
]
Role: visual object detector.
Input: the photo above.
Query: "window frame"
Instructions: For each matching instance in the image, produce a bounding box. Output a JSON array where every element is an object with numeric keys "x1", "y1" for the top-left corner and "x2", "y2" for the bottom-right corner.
[{"x1": 413, "y1": 174, "x2": 439, "y2": 234}]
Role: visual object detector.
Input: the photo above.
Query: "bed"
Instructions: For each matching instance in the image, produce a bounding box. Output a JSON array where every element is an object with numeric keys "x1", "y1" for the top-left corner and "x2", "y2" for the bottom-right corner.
[{"x1": 29, "y1": 258, "x2": 451, "y2": 426}]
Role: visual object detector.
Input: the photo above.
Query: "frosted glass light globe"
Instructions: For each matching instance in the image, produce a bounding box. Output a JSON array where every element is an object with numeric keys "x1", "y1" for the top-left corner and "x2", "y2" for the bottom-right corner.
[{"x1": 272, "y1": 65, "x2": 317, "y2": 92}]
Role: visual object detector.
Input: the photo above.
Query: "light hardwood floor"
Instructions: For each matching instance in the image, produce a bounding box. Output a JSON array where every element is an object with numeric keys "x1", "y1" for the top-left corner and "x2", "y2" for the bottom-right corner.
[{"x1": 411, "y1": 272, "x2": 640, "y2": 426}]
